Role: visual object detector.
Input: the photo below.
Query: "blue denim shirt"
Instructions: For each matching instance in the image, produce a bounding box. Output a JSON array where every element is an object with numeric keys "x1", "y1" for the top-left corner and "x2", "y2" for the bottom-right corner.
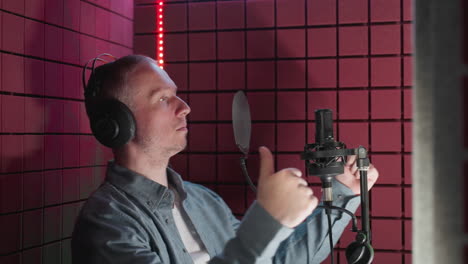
[{"x1": 72, "y1": 162, "x2": 360, "y2": 264}]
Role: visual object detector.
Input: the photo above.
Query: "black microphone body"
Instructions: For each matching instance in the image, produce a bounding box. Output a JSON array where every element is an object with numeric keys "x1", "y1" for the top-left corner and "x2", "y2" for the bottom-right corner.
[{"x1": 306, "y1": 109, "x2": 346, "y2": 206}]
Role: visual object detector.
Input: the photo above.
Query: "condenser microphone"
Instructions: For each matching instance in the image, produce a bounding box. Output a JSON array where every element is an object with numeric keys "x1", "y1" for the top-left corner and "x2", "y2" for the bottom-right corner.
[{"x1": 310, "y1": 109, "x2": 345, "y2": 205}]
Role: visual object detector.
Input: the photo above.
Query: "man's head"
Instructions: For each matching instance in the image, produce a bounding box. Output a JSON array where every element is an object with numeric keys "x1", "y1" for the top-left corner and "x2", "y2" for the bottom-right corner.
[
  {"x1": 87, "y1": 55, "x2": 191, "y2": 160},
  {"x1": 87, "y1": 55, "x2": 151, "y2": 110}
]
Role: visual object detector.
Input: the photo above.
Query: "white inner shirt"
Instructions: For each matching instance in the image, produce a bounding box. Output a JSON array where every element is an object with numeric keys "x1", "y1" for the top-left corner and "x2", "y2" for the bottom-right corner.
[{"x1": 171, "y1": 190, "x2": 211, "y2": 264}]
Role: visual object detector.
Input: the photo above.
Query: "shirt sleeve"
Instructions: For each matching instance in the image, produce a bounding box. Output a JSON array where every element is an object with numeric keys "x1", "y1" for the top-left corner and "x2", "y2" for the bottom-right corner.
[
  {"x1": 209, "y1": 179, "x2": 359, "y2": 264},
  {"x1": 273, "y1": 178, "x2": 361, "y2": 264},
  {"x1": 209, "y1": 201, "x2": 294, "y2": 264},
  {"x1": 72, "y1": 205, "x2": 164, "y2": 264}
]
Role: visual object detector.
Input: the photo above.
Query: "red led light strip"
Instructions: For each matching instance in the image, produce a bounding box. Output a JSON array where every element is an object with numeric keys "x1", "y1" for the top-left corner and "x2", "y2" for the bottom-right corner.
[{"x1": 156, "y1": 0, "x2": 164, "y2": 68}]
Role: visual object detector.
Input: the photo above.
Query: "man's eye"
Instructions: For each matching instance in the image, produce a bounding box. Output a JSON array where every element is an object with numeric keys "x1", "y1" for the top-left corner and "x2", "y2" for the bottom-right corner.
[{"x1": 159, "y1": 96, "x2": 168, "y2": 102}]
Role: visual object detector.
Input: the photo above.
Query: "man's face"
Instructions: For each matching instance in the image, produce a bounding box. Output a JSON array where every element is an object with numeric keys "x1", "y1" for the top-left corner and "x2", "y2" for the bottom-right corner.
[{"x1": 128, "y1": 61, "x2": 190, "y2": 157}]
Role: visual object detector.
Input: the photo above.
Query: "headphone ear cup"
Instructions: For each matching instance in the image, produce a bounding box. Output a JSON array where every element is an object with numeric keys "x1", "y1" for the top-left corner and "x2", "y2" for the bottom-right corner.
[
  {"x1": 345, "y1": 241, "x2": 374, "y2": 264},
  {"x1": 87, "y1": 98, "x2": 136, "y2": 149}
]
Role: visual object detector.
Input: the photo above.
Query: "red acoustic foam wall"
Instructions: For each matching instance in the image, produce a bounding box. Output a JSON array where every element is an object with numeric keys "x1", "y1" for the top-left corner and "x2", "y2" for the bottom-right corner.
[
  {"x1": 0, "y1": 0, "x2": 133, "y2": 263},
  {"x1": 133, "y1": 0, "x2": 414, "y2": 262}
]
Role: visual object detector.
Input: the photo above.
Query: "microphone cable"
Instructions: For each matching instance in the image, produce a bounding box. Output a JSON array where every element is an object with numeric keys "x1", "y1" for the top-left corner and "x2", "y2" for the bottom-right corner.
[{"x1": 326, "y1": 206, "x2": 334, "y2": 264}]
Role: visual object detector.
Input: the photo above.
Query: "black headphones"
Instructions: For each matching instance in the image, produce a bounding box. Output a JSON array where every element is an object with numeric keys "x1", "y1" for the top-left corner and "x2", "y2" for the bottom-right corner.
[
  {"x1": 345, "y1": 231, "x2": 374, "y2": 264},
  {"x1": 82, "y1": 53, "x2": 136, "y2": 149}
]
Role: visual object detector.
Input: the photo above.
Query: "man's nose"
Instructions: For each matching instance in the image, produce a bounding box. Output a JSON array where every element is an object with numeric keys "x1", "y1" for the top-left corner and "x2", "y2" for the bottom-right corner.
[{"x1": 176, "y1": 96, "x2": 191, "y2": 117}]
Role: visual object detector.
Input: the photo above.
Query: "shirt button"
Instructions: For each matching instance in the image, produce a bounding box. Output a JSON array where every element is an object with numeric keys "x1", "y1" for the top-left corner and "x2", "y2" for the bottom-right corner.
[
  {"x1": 182, "y1": 248, "x2": 187, "y2": 253},
  {"x1": 165, "y1": 218, "x2": 170, "y2": 224}
]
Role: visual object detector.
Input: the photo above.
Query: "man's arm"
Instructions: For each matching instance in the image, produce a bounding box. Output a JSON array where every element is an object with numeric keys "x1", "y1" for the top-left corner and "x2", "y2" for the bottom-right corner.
[
  {"x1": 72, "y1": 207, "x2": 165, "y2": 264},
  {"x1": 207, "y1": 146, "x2": 320, "y2": 263},
  {"x1": 273, "y1": 179, "x2": 360, "y2": 263},
  {"x1": 209, "y1": 202, "x2": 293, "y2": 264},
  {"x1": 208, "y1": 179, "x2": 358, "y2": 264}
]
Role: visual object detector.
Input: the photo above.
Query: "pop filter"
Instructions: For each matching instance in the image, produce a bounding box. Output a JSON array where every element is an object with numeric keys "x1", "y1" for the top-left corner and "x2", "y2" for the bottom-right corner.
[
  {"x1": 232, "y1": 91, "x2": 256, "y2": 192},
  {"x1": 232, "y1": 91, "x2": 251, "y2": 156}
]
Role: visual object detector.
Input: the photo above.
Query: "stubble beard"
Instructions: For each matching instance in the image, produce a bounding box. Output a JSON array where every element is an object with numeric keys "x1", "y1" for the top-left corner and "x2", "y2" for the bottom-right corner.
[{"x1": 138, "y1": 133, "x2": 187, "y2": 163}]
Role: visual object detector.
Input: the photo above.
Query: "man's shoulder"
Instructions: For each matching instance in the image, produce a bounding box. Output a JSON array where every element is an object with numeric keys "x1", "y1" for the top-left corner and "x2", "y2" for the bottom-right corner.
[
  {"x1": 78, "y1": 181, "x2": 140, "y2": 220},
  {"x1": 183, "y1": 181, "x2": 220, "y2": 199},
  {"x1": 71, "y1": 181, "x2": 154, "y2": 259},
  {"x1": 182, "y1": 181, "x2": 232, "y2": 209}
]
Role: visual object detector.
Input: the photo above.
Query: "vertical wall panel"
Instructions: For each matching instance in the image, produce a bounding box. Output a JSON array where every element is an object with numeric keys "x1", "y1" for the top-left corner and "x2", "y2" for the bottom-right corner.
[
  {"x1": 0, "y1": 0, "x2": 133, "y2": 263},
  {"x1": 133, "y1": 0, "x2": 413, "y2": 262}
]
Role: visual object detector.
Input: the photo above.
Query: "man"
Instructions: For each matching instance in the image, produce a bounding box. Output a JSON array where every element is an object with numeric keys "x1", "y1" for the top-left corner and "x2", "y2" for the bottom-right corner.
[{"x1": 72, "y1": 55, "x2": 379, "y2": 263}]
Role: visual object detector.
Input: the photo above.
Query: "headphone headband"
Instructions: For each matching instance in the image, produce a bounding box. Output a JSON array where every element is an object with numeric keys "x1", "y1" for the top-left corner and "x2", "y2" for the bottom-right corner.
[
  {"x1": 82, "y1": 53, "x2": 118, "y2": 98},
  {"x1": 82, "y1": 53, "x2": 136, "y2": 149}
]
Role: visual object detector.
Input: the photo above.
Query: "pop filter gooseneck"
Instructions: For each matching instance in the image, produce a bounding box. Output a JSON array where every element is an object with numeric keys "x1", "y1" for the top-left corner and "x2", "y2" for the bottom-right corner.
[{"x1": 232, "y1": 91, "x2": 256, "y2": 192}]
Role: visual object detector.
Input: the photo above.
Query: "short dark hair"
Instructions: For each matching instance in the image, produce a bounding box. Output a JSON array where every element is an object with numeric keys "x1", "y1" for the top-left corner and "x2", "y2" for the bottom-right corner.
[{"x1": 86, "y1": 54, "x2": 153, "y2": 110}]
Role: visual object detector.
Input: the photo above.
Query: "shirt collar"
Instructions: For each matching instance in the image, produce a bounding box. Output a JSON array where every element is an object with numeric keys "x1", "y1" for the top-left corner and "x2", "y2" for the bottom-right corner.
[{"x1": 105, "y1": 161, "x2": 187, "y2": 210}]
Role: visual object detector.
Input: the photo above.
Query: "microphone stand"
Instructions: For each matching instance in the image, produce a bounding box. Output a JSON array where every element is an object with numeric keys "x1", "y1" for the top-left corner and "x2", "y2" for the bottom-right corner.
[
  {"x1": 357, "y1": 146, "x2": 371, "y2": 245},
  {"x1": 301, "y1": 145, "x2": 374, "y2": 264}
]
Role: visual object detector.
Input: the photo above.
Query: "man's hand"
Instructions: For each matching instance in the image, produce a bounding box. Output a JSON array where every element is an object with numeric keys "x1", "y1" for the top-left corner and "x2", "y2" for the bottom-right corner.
[
  {"x1": 335, "y1": 155, "x2": 379, "y2": 195},
  {"x1": 256, "y1": 146, "x2": 319, "y2": 228}
]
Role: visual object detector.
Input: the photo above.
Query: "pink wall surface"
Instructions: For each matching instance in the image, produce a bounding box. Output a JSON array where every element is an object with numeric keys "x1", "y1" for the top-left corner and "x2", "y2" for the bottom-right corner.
[
  {"x1": 135, "y1": 0, "x2": 413, "y2": 263},
  {"x1": 0, "y1": 0, "x2": 133, "y2": 263}
]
